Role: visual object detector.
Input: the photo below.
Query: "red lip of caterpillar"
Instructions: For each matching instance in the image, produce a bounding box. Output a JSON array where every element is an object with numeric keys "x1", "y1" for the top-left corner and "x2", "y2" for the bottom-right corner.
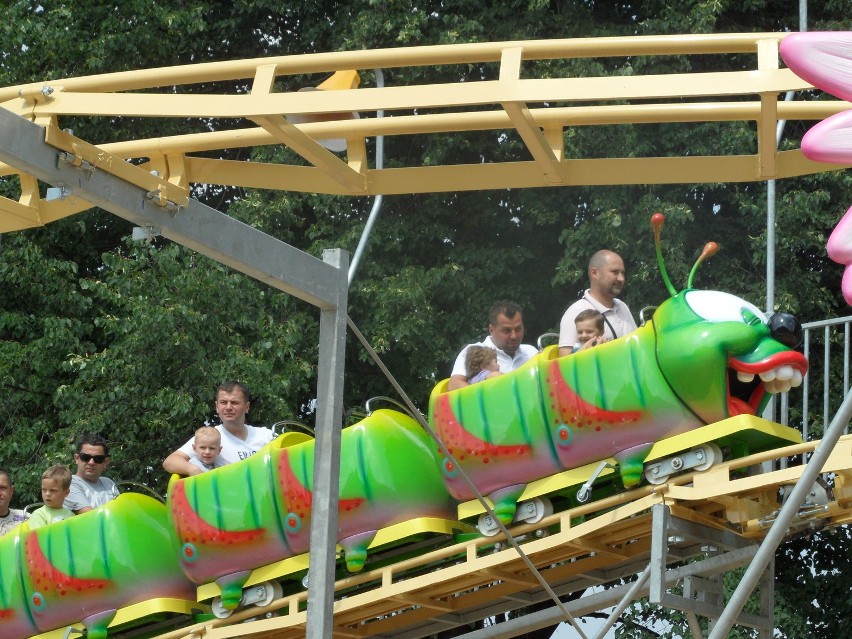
[{"x1": 727, "y1": 350, "x2": 809, "y2": 415}]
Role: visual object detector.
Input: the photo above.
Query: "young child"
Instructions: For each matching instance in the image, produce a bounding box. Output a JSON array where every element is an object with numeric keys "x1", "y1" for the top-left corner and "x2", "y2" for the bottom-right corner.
[
  {"x1": 29, "y1": 465, "x2": 74, "y2": 529},
  {"x1": 572, "y1": 309, "x2": 606, "y2": 353},
  {"x1": 188, "y1": 426, "x2": 223, "y2": 472},
  {"x1": 465, "y1": 345, "x2": 502, "y2": 384}
]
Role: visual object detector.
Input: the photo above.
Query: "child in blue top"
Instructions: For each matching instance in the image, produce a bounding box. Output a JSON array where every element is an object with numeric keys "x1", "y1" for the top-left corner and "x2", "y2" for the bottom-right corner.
[
  {"x1": 188, "y1": 426, "x2": 223, "y2": 472},
  {"x1": 465, "y1": 345, "x2": 502, "y2": 384}
]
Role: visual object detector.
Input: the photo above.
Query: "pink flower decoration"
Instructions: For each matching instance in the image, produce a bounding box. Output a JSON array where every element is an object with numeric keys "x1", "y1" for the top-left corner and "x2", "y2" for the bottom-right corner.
[{"x1": 781, "y1": 33, "x2": 852, "y2": 304}]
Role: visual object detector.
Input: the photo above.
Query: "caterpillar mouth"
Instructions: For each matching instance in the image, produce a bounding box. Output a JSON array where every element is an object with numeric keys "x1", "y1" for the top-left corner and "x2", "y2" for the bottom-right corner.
[{"x1": 727, "y1": 351, "x2": 808, "y2": 416}]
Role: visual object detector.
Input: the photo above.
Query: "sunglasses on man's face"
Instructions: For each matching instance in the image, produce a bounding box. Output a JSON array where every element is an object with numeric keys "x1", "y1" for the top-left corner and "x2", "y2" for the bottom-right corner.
[{"x1": 78, "y1": 453, "x2": 107, "y2": 464}]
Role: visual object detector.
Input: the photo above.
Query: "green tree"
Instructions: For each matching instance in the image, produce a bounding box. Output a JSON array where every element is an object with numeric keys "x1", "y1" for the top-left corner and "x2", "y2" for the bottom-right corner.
[{"x1": 0, "y1": 1, "x2": 849, "y2": 638}]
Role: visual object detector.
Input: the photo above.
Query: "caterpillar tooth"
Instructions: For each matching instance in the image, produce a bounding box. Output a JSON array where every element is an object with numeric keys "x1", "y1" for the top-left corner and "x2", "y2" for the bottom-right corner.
[
  {"x1": 737, "y1": 371, "x2": 755, "y2": 383},
  {"x1": 775, "y1": 365, "x2": 794, "y2": 381},
  {"x1": 792, "y1": 370, "x2": 803, "y2": 387}
]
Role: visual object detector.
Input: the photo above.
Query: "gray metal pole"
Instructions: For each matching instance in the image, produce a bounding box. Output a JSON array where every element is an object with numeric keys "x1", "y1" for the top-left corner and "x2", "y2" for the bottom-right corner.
[
  {"x1": 0, "y1": 107, "x2": 342, "y2": 309},
  {"x1": 348, "y1": 68, "x2": 385, "y2": 286},
  {"x1": 766, "y1": 0, "x2": 807, "y2": 313},
  {"x1": 590, "y1": 565, "x2": 651, "y2": 639},
  {"x1": 306, "y1": 248, "x2": 349, "y2": 639},
  {"x1": 708, "y1": 386, "x2": 852, "y2": 638},
  {"x1": 764, "y1": 0, "x2": 807, "y2": 422},
  {"x1": 766, "y1": 178, "x2": 777, "y2": 315}
]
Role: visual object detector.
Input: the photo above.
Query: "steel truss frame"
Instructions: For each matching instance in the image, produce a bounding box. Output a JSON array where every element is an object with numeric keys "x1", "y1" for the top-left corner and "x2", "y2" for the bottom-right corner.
[{"x1": 0, "y1": 33, "x2": 851, "y2": 235}]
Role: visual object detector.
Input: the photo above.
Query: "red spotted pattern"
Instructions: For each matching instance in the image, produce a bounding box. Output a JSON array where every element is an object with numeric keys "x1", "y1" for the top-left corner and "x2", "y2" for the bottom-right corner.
[
  {"x1": 278, "y1": 454, "x2": 364, "y2": 519},
  {"x1": 25, "y1": 534, "x2": 111, "y2": 598},
  {"x1": 433, "y1": 395, "x2": 532, "y2": 463},
  {"x1": 546, "y1": 361, "x2": 643, "y2": 429},
  {"x1": 170, "y1": 481, "x2": 265, "y2": 546}
]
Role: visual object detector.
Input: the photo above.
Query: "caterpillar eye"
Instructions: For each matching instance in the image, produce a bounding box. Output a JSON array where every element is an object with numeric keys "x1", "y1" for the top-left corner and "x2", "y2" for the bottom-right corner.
[
  {"x1": 685, "y1": 290, "x2": 766, "y2": 325},
  {"x1": 768, "y1": 312, "x2": 803, "y2": 349}
]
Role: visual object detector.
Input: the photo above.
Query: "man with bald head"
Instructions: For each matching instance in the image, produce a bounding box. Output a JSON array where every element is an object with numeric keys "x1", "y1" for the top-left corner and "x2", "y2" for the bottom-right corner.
[{"x1": 558, "y1": 250, "x2": 636, "y2": 356}]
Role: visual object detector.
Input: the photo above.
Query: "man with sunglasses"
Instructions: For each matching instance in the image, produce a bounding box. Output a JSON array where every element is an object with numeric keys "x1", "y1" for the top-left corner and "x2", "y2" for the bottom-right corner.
[{"x1": 64, "y1": 433, "x2": 119, "y2": 514}]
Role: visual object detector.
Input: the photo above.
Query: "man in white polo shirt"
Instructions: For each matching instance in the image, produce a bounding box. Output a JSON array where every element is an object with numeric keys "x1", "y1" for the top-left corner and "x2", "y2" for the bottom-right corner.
[
  {"x1": 558, "y1": 249, "x2": 636, "y2": 356},
  {"x1": 448, "y1": 300, "x2": 539, "y2": 391},
  {"x1": 162, "y1": 381, "x2": 275, "y2": 476}
]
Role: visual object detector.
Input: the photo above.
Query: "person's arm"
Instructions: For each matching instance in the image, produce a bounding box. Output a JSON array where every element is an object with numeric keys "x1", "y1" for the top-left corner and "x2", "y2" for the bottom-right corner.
[
  {"x1": 64, "y1": 477, "x2": 91, "y2": 514},
  {"x1": 447, "y1": 345, "x2": 472, "y2": 391},
  {"x1": 447, "y1": 374, "x2": 469, "y2": 391},
  {"x1": 163, "y1": 450, "x2": 203, "y2": 477},
  {"x1": 557, "y1": 305, "x2": 581, "y2": 356}
]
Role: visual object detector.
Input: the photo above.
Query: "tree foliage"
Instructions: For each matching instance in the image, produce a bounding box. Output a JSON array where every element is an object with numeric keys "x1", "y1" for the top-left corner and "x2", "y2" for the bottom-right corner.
[{"x1": 0, "y1": 1, "x2": 850, "y2": 637}]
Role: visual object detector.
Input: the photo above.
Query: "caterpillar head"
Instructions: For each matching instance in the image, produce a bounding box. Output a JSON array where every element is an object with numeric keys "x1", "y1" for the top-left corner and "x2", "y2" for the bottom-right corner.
[{"x1": 649, "y1": 214, "x2": 808, "y2": 423}]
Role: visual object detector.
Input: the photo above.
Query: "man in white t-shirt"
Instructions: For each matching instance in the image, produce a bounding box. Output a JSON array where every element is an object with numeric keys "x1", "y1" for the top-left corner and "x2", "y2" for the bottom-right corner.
[
  {"x1": 64, "y1": 433, "x2": 120, "y2": 514},
  {"x1": 448, "y1": 300, "x2": 539, "y2": 391},
  {"x1": 163, "y1": 381, "x2": 275, "y2": 476},
  {"x1": 558, "y1": 250, "x2": 636, "y2": 356}
]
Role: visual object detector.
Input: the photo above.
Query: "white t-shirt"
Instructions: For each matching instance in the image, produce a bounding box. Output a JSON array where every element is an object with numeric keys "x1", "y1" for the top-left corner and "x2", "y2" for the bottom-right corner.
[
  {"x1": 451, "y1": 335, "x2": 538, "y2": 378},
  {"x1": 64, "y1": 475, "x2": 119, "y2": 512},
  {"x1": 558, "y1": 290, "x2": 636, "y2": 348},
  {"x1": 178, "y1": 424, "x2": 275, "y2": 466},
  {"x1": 0, "y1": 509, "x2": 28, "y2": 537}
]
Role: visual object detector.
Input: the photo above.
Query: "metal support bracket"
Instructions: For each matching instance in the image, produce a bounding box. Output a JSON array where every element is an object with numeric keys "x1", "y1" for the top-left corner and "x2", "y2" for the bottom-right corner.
[
  {"x1": 58, "y1": 150, "x2": 96, "y2": 178},
  {"x1": 650, "y1": 504, "x2": 774, "y2": 634},
  {"x1": 45, "y1": 125, "x2": 190, "y2": 209}
]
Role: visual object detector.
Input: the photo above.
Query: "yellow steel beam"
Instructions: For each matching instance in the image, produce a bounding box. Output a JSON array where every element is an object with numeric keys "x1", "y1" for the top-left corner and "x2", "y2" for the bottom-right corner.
[
  {"x1": 247, "y1": 65, "x2": 367, "y2": 192},
  {"x1": 757, "y1": 38, "x2": 781, "y2": 178},
  {"x1": 499, "y1": 47, "x2": 569, "y2": 184},
  {"x1": 0, "y1": 31, "x2": 848, "y2": 232},
  {"x1": 1, "y1": 69, "x2": 809, "y2": 121},
  {"x1": 178, "y1": 152, "x2": 845, "y2": 197},
  {"x1": 0, "y1": 33, "x2": 795, "y2": 102},
  {"x1": 251, "y1": 115, "x2": 366, "y2": 193},
  {"x1": 0, "y1": 101, "x2": 846, "y2": 180},
  {"x1": 0, "y1": 193, "x2": 41, "y2": 230}
]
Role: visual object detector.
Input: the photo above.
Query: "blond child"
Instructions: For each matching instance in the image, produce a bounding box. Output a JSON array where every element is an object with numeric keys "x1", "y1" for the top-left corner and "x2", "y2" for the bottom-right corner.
[
  {"x1": 29, "y1": 465, "x2": 74, "y2": 529},
  {"x1": 465, "y1": 345, "x2": 502, "y2": 384},
  {"x1": 189, "y1": 426, "x2": 223, "y2": 472},
  {"x1": 572, "y1": 309, "x2": 606, "y2": 353}
]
